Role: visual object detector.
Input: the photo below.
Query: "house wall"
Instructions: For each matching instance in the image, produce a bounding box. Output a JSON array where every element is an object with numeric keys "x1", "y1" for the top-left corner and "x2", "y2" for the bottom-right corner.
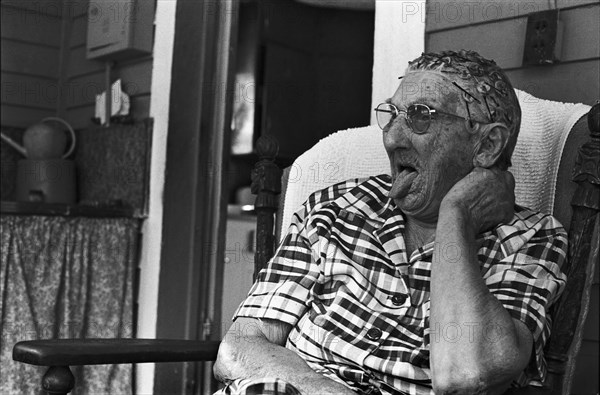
[
  {"x1": 1, "y1": 1, "x2": 61, "y2": 127},
  {"x1": 371, "y1": 0, "x2": 425, "y2": 124},
  {"x1": 426, "y1": 1, "x2": 599, "y2": 392},
  {"x1": 64, "y1": 0, "x2": 153, "y2": 129},
  {"x1": 425, "y1": 0, "x2": 599, "y2": 105},
  {"x1": 1, "y1": 0, "x2": 154, "y2": 130}
]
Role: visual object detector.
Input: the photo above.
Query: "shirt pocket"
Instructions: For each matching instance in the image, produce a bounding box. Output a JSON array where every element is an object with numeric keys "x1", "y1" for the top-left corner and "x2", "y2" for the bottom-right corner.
[{"x1": 316, "y1": 209, "x2": 410, "y2": 313}]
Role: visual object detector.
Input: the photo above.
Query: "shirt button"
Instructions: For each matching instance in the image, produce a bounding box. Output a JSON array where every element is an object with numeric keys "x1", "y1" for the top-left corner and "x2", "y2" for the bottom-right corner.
[
  {"x1": 391, "y1": 294, "x2": 407, "y2": 306},
  {"x1": 366, "y1": 327, "x2": 382, "y2": 341}
]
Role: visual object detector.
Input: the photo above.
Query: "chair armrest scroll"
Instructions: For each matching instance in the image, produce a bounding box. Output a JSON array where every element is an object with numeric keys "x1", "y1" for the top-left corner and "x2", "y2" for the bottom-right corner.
[{"x1": 13, "y1": 339, "x2": 220, "y2": 366}]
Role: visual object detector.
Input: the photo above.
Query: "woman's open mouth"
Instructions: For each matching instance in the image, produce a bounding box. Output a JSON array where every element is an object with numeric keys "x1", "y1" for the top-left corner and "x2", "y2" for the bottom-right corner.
[{"x1": 390, "y1": 164, "x2": 418, "y2": 198}]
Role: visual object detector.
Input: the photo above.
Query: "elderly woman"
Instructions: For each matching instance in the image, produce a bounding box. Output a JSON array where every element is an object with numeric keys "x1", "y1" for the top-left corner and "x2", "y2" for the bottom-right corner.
[{"x1": 214, "y1": 50, "x2": 567, "y2": 395}]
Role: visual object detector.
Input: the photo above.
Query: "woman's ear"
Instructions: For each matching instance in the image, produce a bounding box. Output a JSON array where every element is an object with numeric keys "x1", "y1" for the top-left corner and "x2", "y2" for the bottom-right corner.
[{"x1": 472, "y1": 123, "x2": 509, "y2": 168}]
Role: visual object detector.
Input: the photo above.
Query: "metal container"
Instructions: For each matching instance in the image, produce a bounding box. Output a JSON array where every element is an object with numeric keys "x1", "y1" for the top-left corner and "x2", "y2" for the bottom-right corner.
[{"x1": 16, "y1": 159, "x2": 76, "y2": 204}]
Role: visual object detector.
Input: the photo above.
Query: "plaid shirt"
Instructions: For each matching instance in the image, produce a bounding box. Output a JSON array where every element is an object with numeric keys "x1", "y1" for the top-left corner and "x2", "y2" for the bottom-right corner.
[{"x1": 234, "y1": 175, "x2": 567, "y2": 394}]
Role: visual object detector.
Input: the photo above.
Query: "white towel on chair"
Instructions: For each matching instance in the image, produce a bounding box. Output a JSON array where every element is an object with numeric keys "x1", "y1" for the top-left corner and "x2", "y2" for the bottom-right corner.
[
  {"x1": 280, "y1": 90, "x2": 590, "y2": 240},
  {"x1": 511, "y1": 90, "x2": 589, "y2": 216},
  {"x1": 281, "y1": 125, "x2": 388, "y2": 239}
]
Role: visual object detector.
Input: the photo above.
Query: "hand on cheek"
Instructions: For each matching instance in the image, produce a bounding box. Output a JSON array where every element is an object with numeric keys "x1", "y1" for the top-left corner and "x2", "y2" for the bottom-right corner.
[{"x1": 440, "y1": 167, "x2": 515, "y2": 233}]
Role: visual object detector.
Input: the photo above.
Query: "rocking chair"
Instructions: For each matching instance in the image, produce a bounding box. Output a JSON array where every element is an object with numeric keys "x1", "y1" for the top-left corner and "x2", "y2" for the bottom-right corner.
[{"x1": 12, "y1": 100, "x2": 600, "y2": 395}]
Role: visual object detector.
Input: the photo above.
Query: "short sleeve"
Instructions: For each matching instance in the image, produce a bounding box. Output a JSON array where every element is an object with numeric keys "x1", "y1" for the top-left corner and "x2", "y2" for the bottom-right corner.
[
  {"x1": 482, "y1": 214, "x2": 568, "y2": 384},
  {"x1": 233, "y1": 178, "x2": 366, "y2": 326},
  {"x1": 233, "y1": 202, "x2": 321, "y2": 326}
]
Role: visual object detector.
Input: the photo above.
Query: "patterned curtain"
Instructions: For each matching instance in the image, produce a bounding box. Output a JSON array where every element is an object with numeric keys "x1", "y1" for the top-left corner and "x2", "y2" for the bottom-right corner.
[{"x1": 0, "y1": 215, "x2": 139, "y2": 395}]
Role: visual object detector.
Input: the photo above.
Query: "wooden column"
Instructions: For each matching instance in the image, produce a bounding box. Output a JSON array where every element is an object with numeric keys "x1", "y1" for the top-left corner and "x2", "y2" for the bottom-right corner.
[{"x1": 251, "y1": 135, "x2": 281, "y2": 278}]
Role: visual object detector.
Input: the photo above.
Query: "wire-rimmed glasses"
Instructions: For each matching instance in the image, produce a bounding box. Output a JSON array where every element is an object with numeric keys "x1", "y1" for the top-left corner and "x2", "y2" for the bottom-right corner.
[{"x1": 374, "y1": 103, "x2": 474, "y2": 134}]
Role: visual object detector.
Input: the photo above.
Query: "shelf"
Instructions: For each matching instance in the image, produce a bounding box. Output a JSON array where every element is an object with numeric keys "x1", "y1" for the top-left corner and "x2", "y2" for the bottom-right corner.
[{"x1": 0, "y1": 201, "x2": 144, "y2": 218}]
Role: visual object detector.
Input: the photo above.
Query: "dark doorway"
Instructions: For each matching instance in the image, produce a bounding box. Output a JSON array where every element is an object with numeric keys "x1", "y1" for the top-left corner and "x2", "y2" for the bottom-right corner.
[{"x1": 227, "y1": 0, "x2": 375, "y2": 204}]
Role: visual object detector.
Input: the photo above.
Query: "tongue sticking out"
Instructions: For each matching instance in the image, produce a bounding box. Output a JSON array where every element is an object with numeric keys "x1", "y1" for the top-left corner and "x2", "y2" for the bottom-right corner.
[{"x1": 390, "y1": 167, "x2": 418, "y2": 198}]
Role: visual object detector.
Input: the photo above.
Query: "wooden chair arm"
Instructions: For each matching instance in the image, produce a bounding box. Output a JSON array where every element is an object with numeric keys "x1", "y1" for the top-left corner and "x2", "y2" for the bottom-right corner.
[{"x1": 13, "y1": 339, "x2": 220, "y2": 366}]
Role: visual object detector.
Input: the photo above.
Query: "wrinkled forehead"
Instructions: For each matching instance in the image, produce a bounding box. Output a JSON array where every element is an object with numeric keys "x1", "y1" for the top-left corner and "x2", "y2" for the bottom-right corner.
[
  {"x1": 390, "y1": 71, "x2": 466, "y2": 113},
  {"x1": 403, "y1": 55, "x2": 521, "y2": 128}
]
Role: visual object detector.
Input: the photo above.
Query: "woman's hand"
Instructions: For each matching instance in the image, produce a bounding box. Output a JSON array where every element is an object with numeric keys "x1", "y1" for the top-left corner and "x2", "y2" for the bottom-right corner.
[{"x1": 440, "y1": 167, "x2": 515, "y2": 234}]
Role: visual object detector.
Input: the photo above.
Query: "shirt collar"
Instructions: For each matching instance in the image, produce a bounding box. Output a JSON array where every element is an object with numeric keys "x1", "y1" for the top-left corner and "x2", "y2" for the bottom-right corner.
[
  {"x1": 331, "y1": 175, "x2": 410, "y2": 265},
  {"x1": 330, "y1": 174, "x2": 399, "y2": 224}
]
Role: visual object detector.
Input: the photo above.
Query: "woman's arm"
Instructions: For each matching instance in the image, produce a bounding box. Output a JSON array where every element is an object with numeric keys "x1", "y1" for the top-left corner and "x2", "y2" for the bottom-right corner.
[
  {"x1": 214, "y1": 317, "x2": 356, "y2": 394},
  {"x1": 430, "y1": 207, "x2": 532, "y2": 394},
  {"x1": 430, "y1": 168, "x2": 532, "y2": 394}
]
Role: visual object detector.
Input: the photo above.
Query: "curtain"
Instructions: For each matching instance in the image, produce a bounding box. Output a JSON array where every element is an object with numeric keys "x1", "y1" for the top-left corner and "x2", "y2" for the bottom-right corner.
[{"x1": 0, "y1": 215, "x2": 139, "y2": 395}]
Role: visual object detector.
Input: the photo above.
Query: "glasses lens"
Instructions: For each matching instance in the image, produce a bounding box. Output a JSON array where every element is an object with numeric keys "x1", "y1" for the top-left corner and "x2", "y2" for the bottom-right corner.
[
  {"x1": 407, "y1": 104, "x2": 431, "y2": 133},
  {"x1": 375, "y1": 103, "x2": 396, "y2": 129}
]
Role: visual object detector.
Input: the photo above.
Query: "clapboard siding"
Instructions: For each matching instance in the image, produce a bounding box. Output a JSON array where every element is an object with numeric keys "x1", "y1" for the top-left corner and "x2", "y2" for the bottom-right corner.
[
  {"x1": 63, "y1": 58, "x2": 152, "y2": 109},
  {"x1": 63, "y1": 71, "x2": 153, "y2": 130},
  {"x1": 426, "y1": 5, "x2": 600, "y2": 70},
  {"x1": 425, "y1": 0, "x2": 598, "y2": 32},
  {"x1": 63, "y1": 62, "x2": 151, "y2": 107},
  {"x1": 67, "y1": 45, "x2": 153, "y2": 90},
  {"x1": 67, "y1": 46, "x2": 108, "y2": 77},
  {"x1": 62, "y1": 72, "x2": 104, "y2": 108},
  {"x1": 427, "y1": 2, "x2": 599, "y2": 393},
  {"x1": 1, "y1": 39, "x2": 60, "y2": 78},
  {"x1": 62, "y1": 0, "x2": 153, "y2": 129},
  {"x1": 0, "y1": 0, "x2": 63, "y2": 18},
  {"x1": 64, "y1": 92, "x2": 151, "y2": 132},
  {"x1": 0, "y1": 105, "x2": 55, "y2": 128},
  {"x1": 0, "y1": 2, "x2": 62, "y2": 128},
  {"x1": 426, "y1": 3, "x2": 600, "y2": 106},
  {"x1": 114, "y1": 59, "x2": 153, "y2": 96},
  {"x1": 2, "y1": 0, "x2": 154, "y2": 129},
  {"x1": 1, "y1": 4, "x2": 61, "y2": 47},
  {"x1": 505, "y1": 59, "x2": 600, "y2": 106},
  {"x1": 426, "y1": 5, "x2": 600, "y2": 105},
  {"x1": 69, "y1": 12, "x2": 87, "y2": 48},
  {"x1": 1, "y1": 71, "x2": 58, "y2": 109}
]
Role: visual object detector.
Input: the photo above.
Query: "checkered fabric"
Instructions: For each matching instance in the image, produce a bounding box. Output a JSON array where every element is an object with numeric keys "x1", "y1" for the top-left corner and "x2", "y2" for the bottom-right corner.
[
  {"x1": 233, "y1": 175, "x2": 567, "y2": 394},
  {"x1": 215, "y1": 378, "x2": 302, "y2": 395}
]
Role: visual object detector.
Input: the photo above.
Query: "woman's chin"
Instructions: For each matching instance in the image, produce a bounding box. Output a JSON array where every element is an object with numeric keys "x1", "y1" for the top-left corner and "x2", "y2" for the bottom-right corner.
[
  {"x1": 394, "y1": 193, "x2": 438, "y2": 221},
  {"x1": 393, "y1": 194, "x2": 420, "y2": 214}
]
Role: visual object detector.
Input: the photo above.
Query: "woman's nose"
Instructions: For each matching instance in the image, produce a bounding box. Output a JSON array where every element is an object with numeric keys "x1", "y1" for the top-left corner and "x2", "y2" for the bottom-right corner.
[{"x1": 383, "y1": 119, "x2": 412, "y2": 149}]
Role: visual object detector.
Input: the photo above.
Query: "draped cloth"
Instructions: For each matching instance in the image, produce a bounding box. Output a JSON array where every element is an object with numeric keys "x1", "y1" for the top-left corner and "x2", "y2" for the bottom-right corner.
[{"x1": 0, "y1": 215, "x2": 139, "y2": 395}]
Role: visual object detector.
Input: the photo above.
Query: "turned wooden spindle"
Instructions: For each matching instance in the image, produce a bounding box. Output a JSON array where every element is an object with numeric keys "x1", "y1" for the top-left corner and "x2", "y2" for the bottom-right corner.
[
  {"x1": 42, "y1": 366, "x2": 74, "y2": 395},
  {"x1": 251, "y1": 134, "x2": 282, "y2": 279}
]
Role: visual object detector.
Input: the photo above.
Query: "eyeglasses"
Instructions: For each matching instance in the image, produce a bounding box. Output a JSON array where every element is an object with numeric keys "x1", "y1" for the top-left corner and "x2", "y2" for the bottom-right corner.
[{"x1": 374, "y1": 103, "x2": 473, "y2": 134}]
